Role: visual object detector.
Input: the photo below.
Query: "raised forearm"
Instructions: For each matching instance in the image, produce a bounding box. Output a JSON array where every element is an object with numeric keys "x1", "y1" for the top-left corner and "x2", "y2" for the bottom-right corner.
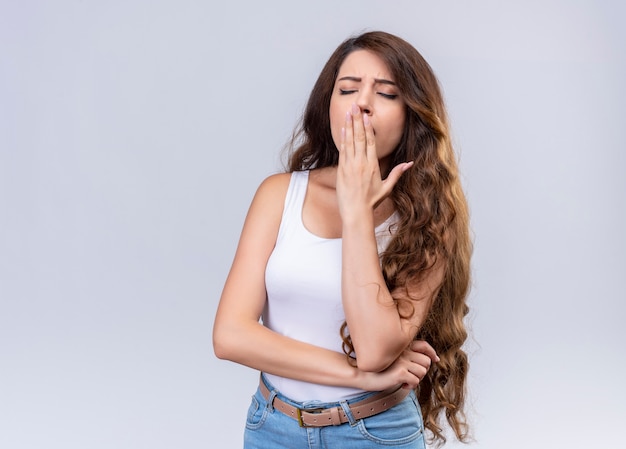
[{"x1": 341, "y1": 211, "x2": 407, "y2": 371}]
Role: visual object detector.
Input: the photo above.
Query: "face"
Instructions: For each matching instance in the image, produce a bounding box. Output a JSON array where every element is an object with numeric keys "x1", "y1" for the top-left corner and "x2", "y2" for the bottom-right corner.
[{"x1": 329, "y1": 49, "x2": 406, "y2": 171}]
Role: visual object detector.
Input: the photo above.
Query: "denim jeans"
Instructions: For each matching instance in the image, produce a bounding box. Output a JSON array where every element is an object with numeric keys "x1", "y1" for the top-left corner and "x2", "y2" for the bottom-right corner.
[{"x1": 243, "y1": 375, "x2": 426, "y2": 449}]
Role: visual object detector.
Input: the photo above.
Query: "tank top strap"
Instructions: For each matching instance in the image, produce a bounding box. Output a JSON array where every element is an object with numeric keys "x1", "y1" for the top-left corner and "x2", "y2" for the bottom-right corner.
[{"x1": 275, "y1": 170, "x2": 309, "y2": 243}]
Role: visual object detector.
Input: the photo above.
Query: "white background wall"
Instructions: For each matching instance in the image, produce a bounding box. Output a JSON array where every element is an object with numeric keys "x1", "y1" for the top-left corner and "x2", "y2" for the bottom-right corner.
[{"x1": 1, "y1": 1, "x2": 624, "y2": 448}]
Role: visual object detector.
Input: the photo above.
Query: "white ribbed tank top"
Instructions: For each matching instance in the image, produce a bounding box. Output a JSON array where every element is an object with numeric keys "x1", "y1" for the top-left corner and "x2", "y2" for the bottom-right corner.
[{"x1": 263, "y1": 170, "x2": 398, "y2": 402}]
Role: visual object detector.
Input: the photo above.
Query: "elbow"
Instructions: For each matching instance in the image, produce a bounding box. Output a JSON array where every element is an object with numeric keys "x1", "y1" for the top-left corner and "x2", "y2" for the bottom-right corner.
[
  {"x1": 213, "y1": 316, "x2": 260, "y2": 362},
  {"x1": 356, "y1": 358, "x2": 394, "y2": 373},
  {"x1": 212, "y1": 325, "x2": 236, "y2": 361},
  {"x1": 212, "y1": 338, "x2": 229, "y2": 361},
  {"x1": 352, "y1": 337, "x2": 407, "y2": 372},
  {"x1": 354, "y1": 349, "x2": 397, "y2": 373}
]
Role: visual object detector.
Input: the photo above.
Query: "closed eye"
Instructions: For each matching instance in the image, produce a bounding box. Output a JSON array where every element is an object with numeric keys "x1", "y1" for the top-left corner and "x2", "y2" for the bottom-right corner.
[{"x1": 339, "y1": 89, "x2": 398, "y2": 99}]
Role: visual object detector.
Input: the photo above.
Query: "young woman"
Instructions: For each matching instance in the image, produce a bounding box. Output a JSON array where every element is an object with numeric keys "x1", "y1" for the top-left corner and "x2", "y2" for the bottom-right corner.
[{"x1": 213, "y1": 31, "x2": 472, "y2": 448}]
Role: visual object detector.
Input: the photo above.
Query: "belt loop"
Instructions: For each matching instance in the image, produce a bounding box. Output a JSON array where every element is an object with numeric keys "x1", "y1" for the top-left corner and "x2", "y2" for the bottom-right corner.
[
  {"x1": 267, "y1": 389, "x2": 278, "y2": 412},
  {"x1": 260, "y1": 374, "x2": 278, "y2": 412},
  {"x1": 339, "y1": 400, "x2": 357, "y2": 426}
]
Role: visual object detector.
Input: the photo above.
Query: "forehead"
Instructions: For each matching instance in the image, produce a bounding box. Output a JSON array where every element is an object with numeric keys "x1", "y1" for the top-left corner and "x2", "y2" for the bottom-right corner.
[{"x1": 336, "y1": 49, "x2": 393, "y2": 80}]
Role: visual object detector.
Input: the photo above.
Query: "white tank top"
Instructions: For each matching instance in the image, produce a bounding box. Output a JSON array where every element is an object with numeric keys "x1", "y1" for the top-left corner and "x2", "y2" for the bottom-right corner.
[{"x1": 263, "y1": 170, "x2": 399, "y2": 402}]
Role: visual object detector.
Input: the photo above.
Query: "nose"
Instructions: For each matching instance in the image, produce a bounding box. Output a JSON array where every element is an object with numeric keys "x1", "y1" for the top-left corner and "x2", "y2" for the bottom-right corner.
[{"x1": 356, "y1": 89, "x2": 373, "y2": 116}]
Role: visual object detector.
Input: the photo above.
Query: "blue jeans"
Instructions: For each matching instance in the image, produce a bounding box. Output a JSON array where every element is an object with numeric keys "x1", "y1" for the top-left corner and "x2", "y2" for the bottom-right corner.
[{"x1": 243, "y1": 375, "x2": 426, "y2": 449}]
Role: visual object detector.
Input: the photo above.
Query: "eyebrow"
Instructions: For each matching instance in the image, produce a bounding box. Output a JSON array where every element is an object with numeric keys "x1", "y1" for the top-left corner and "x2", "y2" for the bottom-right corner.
[{"x1": 337, "y1": 76, "x2": 396, "y2": 86}]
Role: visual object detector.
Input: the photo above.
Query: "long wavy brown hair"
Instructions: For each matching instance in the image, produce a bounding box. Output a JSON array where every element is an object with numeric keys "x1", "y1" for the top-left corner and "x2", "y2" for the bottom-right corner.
[{"x1": 286, "y1": 31, "x2": 472, "y2": 446}]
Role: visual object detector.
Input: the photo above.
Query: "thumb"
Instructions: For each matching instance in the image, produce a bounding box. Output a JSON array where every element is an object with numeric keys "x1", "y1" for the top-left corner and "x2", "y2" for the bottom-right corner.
[{"x1": 382, "y1": 161, "x2": 414, "y2": 195}]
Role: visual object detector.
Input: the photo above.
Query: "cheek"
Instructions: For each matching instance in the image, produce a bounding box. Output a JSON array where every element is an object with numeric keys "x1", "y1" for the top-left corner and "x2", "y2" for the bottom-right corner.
[
  {"x1": 329, "y1": 102, "x2": 345, "y2": 147},
  {"x1": 379, "y1": 113, "x2": 405, "y2": 143},
  {"x1": 375, "y1": 116, "x2": 405, "y2": 159},
  {"x1": 390, "y1": 111, "x2": 406, "y2": 142}
]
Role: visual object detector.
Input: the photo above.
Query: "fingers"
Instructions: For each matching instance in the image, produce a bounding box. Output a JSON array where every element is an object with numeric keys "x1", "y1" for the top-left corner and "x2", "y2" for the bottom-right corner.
[
  {"x1": 355, "y1": 105, "x2": 376, "y2": 162},
  {"x1": 338, "y1": 103, "x2": 411, "y2": 209},
  {"x1": 343, "y1": 110, "x2": 354, "y2": 158},
  {"x1": 403, "y1": 349, "x2": 431, "y2": 375},
  {"x1": 368, "y1": 344, "x2": 437, "y2": 391},
  {"x1": 343, "y1": 104, "x2": 374, "y2": 162},
  {"x1": 410, "y1": 340, "x2": 440, "y2": 363},
  {"x1": 384, "y1": 343, "x2": 438, "y2": 390},
  {"x1": 350, "y1": 104, "x2": 367, "y2": 159},
  {"x1": 399, "y1": 362, "x2": 424, "y2": 390},
  {"x1": 400, "y1": 341, "x2": 440, "y2": 386}
]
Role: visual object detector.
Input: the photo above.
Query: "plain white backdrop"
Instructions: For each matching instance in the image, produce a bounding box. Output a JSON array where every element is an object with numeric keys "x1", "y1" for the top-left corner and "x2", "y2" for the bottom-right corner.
[{"x1": 1, "y1": 1, "x2": 624, "y2": 448}]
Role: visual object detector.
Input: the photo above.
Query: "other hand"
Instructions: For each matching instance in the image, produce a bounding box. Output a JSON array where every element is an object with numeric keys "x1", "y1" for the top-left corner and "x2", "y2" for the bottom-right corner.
[{"x1": 359, "y1": 340, "x2": 439, "y2": 392}]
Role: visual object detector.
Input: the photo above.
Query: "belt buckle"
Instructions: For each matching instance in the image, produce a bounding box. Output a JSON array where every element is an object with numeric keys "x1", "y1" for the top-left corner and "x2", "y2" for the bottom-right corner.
[
  {"x1": 296, "y1": 407, "x2": 325, "y2": 427},
  {"x1": 296, "y1": 408, "x2": 305, "y2": 427}
]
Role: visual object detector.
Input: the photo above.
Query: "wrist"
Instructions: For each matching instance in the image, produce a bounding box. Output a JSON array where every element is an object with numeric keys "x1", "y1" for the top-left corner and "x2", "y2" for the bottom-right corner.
[
  {"x1": 341, "y1": 208, "x2": 375, "y2": 230},
  {"x1": 354, "y1": 368, "x2": 379, "y2": 391}
]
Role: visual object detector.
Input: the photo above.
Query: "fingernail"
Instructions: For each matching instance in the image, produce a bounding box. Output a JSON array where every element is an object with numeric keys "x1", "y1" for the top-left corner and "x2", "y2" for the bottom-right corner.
[
  {"x1": 346, "y1": 111, "x2": 351, "y2": 121},
  {"x1": 352, "y1": 103, "x2": 359, "y2": 114},
  {"x1": 363, "y1": 114, "x2": 370, "y2": 125}
]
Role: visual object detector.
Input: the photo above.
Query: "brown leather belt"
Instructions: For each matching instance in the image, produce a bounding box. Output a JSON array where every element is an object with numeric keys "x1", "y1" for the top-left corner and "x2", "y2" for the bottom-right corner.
[{"x1": 259, "y1": 378, "x2": 410, "y2": 427}]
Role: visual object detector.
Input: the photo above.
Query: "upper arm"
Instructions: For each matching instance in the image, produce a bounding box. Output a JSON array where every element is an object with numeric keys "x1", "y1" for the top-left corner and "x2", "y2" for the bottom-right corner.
[
  {"x1": 213, "y1": 173, "x2": 291, "y2": 345},
  {"x1": 352, "y1": 259, "x2": 445, "y2": 372},
  {"x1": 394, "y1": 258, "x2": 446, "y2": 342}
]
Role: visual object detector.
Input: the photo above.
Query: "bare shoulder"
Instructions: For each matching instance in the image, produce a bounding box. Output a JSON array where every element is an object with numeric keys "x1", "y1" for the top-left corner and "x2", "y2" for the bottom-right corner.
[
  {"x1": 257, "y1": 172, "x2": 292, "y2": 195},
  {"x1": 252, "y1": 172, "x2": 292, "y2": 210},
  {"x1": 243, "y1": 172, "x2": 292, "y2": 232}
]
